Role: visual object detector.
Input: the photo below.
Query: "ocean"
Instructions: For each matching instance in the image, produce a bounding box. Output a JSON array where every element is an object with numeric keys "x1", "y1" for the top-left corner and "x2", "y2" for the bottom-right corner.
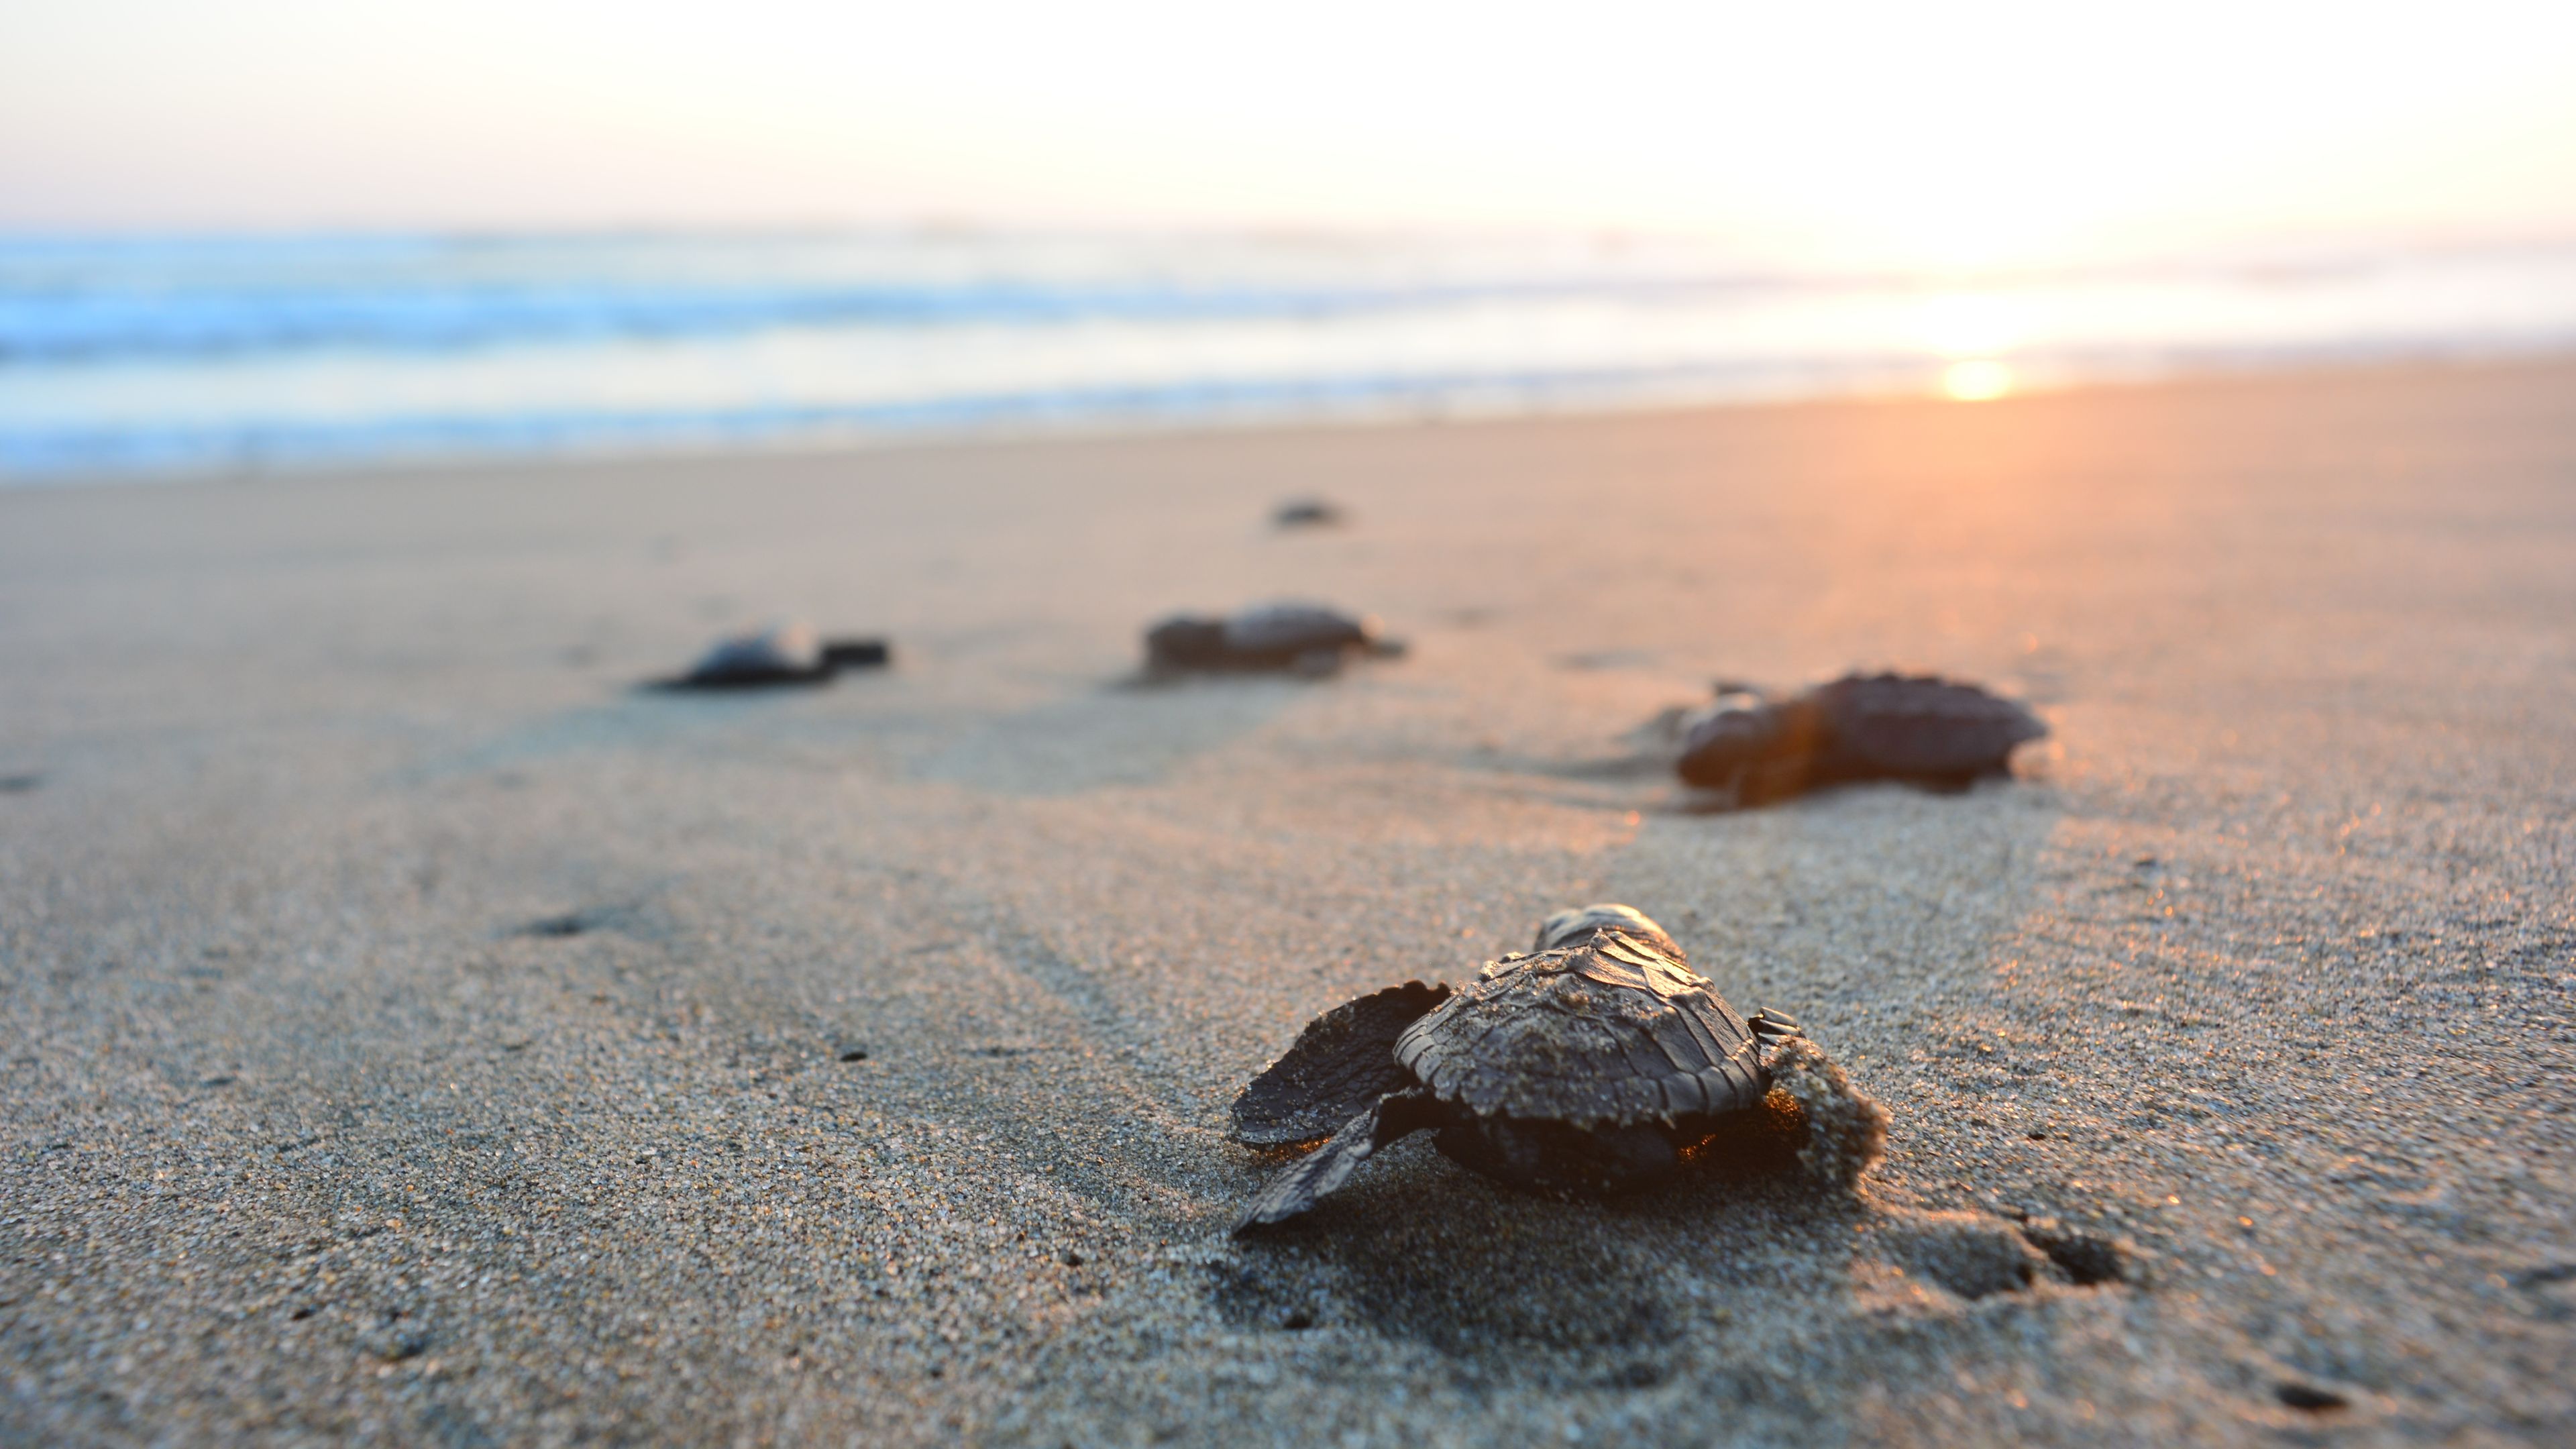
[{"x1": 6, "y1": 228, "x2": 2575, "y2": 481}]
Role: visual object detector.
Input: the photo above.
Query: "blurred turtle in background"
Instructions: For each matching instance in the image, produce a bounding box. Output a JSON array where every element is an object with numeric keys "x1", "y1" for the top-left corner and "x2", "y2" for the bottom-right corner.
[
  {"x1": 1144, "y1": 602, "x2": 1403, "y2": 679},
  {"x1": 1230, "y1": 904, "x2": 1884, "y2": 1232},
  {"x1": 1655, "y1": 672, "x2": 2047, "y2": 805},
  {"x1": 1271, "y1": 497, "x2": 1346, "y2": 529},
  {"x1": 654, "y1": 622, "x2": 891, "y2": 690}
]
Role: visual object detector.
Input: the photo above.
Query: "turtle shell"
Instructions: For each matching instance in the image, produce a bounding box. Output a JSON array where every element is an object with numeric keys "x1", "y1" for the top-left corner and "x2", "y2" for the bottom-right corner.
[
  {"x1": 1811, "y1": 672, "x2": 2046, "y2": 776},
  {"x1": 1676, "y1": 672, "x2": 2044, "y2": 791},
  {"x1": 685, "y1": 621, "x2": 824, "y2": 685},
  {"x1": 1222, "y1": 603, "x2": 1371, "y2": 655},
  {"x1": 1145, "y1": 602, "x2": 1381, "y2": 673},
  {"x1": 1393, "y1": 930, "x2": 1768, "y2": 1130},
  {"x1": 1533, "y1": 903, "x2": 1683, "y2": 957}
]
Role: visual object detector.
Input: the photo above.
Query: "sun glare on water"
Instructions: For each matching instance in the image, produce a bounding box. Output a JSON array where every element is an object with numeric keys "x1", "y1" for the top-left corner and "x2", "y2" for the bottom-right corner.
[
  {"x1": 1942, "y1": 358, "x2": 2015, "y2": 402},
  {"x1": 1919, "y1": 294, "x2": 2019, "y2": 400}
]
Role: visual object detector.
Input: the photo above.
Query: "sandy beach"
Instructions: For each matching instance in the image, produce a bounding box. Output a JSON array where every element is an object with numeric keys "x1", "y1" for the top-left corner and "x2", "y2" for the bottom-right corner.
[{"x1": 3, "y1": 360, "x2": 2572, "y2": 1446}]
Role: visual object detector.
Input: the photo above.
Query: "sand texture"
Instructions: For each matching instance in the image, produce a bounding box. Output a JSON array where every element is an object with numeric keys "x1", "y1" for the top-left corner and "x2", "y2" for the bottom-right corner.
[{"x1": 3, "y1": 361, "x2": 2573, "y2": 1445}]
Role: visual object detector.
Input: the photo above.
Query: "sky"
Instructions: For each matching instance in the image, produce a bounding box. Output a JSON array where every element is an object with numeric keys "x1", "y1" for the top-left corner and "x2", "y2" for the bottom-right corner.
[{"x1": 3, "y1": 0, "x2": 2574, "y2": 268}]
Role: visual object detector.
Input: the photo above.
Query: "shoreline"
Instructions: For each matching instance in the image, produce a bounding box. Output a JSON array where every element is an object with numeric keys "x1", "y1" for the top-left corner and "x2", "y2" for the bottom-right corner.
[{"x1": 9, "y1": 347, "x2": 2576, "y2": 494}]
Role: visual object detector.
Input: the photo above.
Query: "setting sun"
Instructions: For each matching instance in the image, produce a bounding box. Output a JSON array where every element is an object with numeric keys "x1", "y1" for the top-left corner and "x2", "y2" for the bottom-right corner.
[{"x1": 1942, "y1": 358, "x2": 2015, "y2": 401}]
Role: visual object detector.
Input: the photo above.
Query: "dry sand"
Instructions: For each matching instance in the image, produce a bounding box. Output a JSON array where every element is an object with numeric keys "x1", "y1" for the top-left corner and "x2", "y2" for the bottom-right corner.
[{"x1": 3, "y1": 360, "x2": 2572, "y2": 1446}]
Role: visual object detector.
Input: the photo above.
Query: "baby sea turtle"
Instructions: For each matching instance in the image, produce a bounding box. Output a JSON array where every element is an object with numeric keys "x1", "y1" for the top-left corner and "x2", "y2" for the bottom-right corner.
[
  {"x1": 657, "y1": 622, "x2": 892, "y2": 690},
  {"x1": 1230, "y1": 904, "x2": 1860, "y2": 1232},
  {"x1": 1272, "y1": 497, "x2": 1346, "y2": 529},
  {"x1": 1672, "y1": 672, "x2": 2045, "y2": 804},
  {"x1": 1144, "y1": 602, "x2": 1403, "y2": 678}
]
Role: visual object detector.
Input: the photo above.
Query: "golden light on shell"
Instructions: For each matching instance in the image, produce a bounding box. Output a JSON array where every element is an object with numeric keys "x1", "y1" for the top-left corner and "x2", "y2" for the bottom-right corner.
[{"x1": 1942, "y1": 358, "x2": 2014, "y2": 402}]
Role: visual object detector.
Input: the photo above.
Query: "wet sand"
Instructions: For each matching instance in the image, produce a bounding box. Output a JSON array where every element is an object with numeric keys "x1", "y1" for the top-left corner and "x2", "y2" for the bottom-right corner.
[{"x1": 3, "y1": 360, "x2": 2572, "y2": 1446}]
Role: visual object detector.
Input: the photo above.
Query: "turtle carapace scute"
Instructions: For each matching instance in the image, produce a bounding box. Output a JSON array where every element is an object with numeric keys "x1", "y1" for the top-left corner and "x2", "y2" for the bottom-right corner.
[
  {"x1": 1674, "y1": 672, "x2": 2045, "y2": 803},
  {"x1": 1144, "y1": 602, "x2": 1403, "y2": 678},
  {"x1": 1228, "y1": 904, "x2": 1811, "y2": 1232},
  {"x1": 656, "y1": 622, "x2": 893, "y2": 690}
]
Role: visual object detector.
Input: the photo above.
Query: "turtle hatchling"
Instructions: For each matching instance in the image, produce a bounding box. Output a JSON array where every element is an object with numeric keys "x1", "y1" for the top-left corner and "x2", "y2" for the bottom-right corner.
[
  {"x1": 1229, "y1": 904, "x2": 1884, "y2": 1232},
  {"x1": 656, "y1": 621, "x2": 892, "y2": 690},
  {"x1": 1271, "y1": 496, "x2": 1347, "y2": 529},
  {"x1": 1670, "y1": 671, "x2": 2045, "y2": 804},
  {"x1": 1144, "y1": 602, "x2": 1403, "y2": 678}
]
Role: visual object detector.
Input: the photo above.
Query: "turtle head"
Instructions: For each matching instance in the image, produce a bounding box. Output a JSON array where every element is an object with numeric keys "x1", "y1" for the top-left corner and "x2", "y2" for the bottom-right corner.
[
  {"x1": 1533, "y1": 904, "x2": 1684, "y2": 959},
  {"x1": 1674, "y1": 691, "x2": 1788, "y2": 780},
  {"x1": 1144, "y1": 616, "x2": 1230, "y2": 672}
]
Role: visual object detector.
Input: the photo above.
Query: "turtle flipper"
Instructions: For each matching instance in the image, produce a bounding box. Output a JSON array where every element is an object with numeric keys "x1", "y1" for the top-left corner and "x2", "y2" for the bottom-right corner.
[
  {"x1": 1759, "y1": 1036, "x2": 1889, "y2": 1191},
  {"x1": 1231, "y1": 981, "x2": 1450, "y2": 1146},
  {"x1": 1232, "y1": 1089, "x2": 1442, "y2": 1234},
  {"x1": 1748, "y1": 1008, "x2": 1802, "y2": 1043}
]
